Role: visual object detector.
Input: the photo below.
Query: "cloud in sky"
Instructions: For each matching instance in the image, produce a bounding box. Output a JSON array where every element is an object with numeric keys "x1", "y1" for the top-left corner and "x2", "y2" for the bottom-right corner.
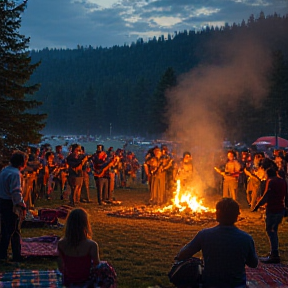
[{"x1": 18, "y1": 0, "x2": 288, "y2": 50}]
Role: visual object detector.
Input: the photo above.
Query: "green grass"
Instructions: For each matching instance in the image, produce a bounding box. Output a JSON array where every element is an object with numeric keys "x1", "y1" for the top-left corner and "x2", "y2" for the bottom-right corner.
[{"x1": 1, "y1": 185, "x2": 288, "y2": 288}]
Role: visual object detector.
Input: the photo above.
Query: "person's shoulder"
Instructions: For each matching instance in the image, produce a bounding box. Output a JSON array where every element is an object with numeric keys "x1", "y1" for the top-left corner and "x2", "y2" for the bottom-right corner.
[
  {"x1": 86, "y1": 239, "x2": 98, "y2": 247},
  {"x1": 198, "y1": 226, "x2": 218, "y2": 235},
  {"x1": 235, "y1": 227, "x2": 254, "y2": 239}
]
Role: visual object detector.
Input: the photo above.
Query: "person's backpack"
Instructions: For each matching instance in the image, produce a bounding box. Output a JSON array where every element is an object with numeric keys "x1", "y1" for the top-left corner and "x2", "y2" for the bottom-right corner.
[{"x1": 168, "y1": 257, "x2": 203, "y2": 288}]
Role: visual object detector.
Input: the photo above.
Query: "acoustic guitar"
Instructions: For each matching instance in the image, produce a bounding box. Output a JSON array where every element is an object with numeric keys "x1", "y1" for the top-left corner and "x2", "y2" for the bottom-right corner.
[{"x1": 214, "y1": 167, "x2": 240, "y2": 178}]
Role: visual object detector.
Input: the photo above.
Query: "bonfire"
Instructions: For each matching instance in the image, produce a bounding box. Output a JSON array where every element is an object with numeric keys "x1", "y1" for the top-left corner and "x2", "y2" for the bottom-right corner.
[
  {"x1": 108, "y1": 180, "x2": 216, "y2": 225},
  {"x1": 157, "y1": 180, "x2": 214, "y2": 214}
]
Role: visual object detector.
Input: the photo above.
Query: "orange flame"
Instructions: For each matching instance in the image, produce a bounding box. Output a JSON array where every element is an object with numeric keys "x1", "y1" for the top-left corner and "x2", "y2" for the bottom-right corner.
[{"x1": 158, "y1": 180, "x2": 212, "y2": 213}]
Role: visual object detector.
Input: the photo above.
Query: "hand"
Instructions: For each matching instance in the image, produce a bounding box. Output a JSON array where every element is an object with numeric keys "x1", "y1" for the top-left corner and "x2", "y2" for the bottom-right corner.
[{"x1": 13, "y1": 205, "x2": 26, "y2": 219}]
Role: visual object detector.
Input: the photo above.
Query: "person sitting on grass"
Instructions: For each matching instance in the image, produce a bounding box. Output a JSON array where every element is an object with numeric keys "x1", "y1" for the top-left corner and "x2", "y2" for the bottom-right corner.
[
  {"x1": 57, "y1": 208, "x2": 117, "y2": 287},
  {"x1": 175, "y1": 198, "x2": 258, "y2": 288}
]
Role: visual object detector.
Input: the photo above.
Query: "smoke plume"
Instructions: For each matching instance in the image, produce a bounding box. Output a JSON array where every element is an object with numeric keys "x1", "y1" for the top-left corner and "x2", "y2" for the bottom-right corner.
[{"x1": 166, "y1": 32, "x2": 272, "y2": 152}]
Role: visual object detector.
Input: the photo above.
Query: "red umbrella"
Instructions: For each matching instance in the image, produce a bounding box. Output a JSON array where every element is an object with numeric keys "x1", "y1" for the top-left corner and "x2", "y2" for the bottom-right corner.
[{"x1": 252, "y1": 136, "x2": 288, "y2": 148}]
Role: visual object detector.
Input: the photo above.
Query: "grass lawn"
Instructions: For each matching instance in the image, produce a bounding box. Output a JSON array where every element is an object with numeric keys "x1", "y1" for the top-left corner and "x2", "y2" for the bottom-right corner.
[{"x1": 1, "y1": 184, "x2": 288, "y2": 288}]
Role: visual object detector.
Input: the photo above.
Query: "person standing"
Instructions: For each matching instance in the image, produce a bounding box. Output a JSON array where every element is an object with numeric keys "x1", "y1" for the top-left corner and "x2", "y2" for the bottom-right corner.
[
  {"x1": 0, "y1": 151, "x2": 28, "y2": 262},
  {"x1": 215, "y1": 151, "x2": 241, "y2": 200},
  {"x1": 253, "y1": 168, "x2": 288, "y2": 263},
  {"x1": 176, "y1": 152, "x2": 193, "y2": 189},
  {"x1": 92, "y1": 149, "x2": 111, "y2": 205},
  {"x1": 160, "y1": 145, "x2": 173, "y2": 202},
  {"x1": 147, "y1": 147, "x2": 166, "y2": 205},
  {"x1": 175, "y1": 198, "x2": 258, "y2": 288},
  {"x1": 66, "y1": 144, "x2": 86, "y2": 206},
  {"x1": 80, "y1": 146, "x2": 92, "y2": 203},
  {"x1": 54, "y1": 145, "x2": 67, "y2": 200}
]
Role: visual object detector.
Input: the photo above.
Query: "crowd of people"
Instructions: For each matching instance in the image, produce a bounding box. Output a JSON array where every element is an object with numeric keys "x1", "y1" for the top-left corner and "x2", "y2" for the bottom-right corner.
[
  {"x1": 0, "y1": 143, "x2": 288, "y2": 287},
  {"x1": 143, "y1": 145, "x2": 198, "y2": 206},
  {"x1": 19, "y1": 143, "x2": 140, "y2": 208}
]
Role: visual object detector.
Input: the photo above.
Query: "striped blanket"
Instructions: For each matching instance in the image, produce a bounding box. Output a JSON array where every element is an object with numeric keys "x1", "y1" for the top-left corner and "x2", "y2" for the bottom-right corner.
[
  {"x1": 0, "y1": 262, "x2": 286, "y2": 287},
  {"x1": 0, "y1": 270, "x2": 63, "y2": 287},
  {"x1": 0, "y1": 262, "x2": 117, "y2": 288}
]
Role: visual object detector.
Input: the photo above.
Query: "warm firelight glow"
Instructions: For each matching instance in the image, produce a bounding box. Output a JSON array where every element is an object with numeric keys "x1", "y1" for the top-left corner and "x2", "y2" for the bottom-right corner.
[{"x1": 158, "y1": 180, "x2": 213, "y2": 213}]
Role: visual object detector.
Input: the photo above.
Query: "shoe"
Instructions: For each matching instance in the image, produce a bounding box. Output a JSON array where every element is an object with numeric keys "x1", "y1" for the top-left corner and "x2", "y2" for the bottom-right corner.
[
  {"x1": 86, "y1": 200, "x2": 93, "y2": 203},
  {"x1": 80, "y1": 199, "x2": 87, "y2": 203},
  {"x1": 259, "y1": 254, "x2": 280, "y2": 264},
  {"x1": 60, "y1": 195, "x2": 64, "y2": 200}
]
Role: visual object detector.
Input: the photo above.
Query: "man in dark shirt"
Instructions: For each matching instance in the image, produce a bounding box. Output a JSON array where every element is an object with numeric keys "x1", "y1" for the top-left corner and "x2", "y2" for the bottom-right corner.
[
  {"x1": 176, "y1": 198, "x2": 258, "y2": 288},
  {"x1": 66, "y1": 144, "x2": 85, "y2": 206},
  {"x1": 253, "y1": 168, "x2": 288, "y2": 263},
  {"x1": 92, "y1": 150, "x2": 111, "y2": 205}
]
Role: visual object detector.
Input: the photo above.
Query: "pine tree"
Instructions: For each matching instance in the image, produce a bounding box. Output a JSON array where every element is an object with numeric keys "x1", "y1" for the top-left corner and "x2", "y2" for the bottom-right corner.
[
  {"x1": 263, "y1": 50, "x2": 288, "y2": 140},
  {"x1": 0, "y1": 0, "x2": 46, "y2": 167},
  {"x1": 148, "y1": 67, "x2": 177, "y2": 136}
]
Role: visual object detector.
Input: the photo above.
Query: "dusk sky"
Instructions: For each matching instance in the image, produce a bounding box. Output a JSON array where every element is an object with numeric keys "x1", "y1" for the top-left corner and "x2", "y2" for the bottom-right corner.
[{"x1": 17, "y1": 0, "x2": 288, "y2": 50}]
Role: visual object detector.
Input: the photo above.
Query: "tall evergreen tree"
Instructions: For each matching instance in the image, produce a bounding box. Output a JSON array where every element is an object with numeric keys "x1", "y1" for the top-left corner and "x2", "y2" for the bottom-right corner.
[
  {"x1": 0, "y1": 0, "x2": 46, "y2": 167},
  {"x1": 263, "y1": 50, "x2": 288, "y2": 139},
  {"x1": 149, "y1": 67, "x2": 177, "y2": 136}
]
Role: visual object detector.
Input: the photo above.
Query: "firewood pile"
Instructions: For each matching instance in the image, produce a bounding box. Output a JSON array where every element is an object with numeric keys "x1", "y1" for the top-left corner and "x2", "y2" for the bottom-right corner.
[{"x1": 107, "y1": 205, "x2": 217, "y2": 226}]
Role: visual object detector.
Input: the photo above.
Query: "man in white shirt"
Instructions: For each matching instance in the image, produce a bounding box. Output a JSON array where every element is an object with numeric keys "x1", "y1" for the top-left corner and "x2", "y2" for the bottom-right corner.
[{"x1": 0, "y1": 151, "x2": 28, "y2": 262}]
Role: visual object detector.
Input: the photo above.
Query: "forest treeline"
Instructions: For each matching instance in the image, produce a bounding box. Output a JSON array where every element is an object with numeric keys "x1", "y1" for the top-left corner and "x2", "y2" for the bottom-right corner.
[{"x1": 29, "y1": 12, "x2": 288, "y2": 144}]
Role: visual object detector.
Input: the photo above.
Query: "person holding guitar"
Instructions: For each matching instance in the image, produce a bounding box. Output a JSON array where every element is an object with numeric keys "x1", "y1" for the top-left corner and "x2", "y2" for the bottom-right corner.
[
  {"x1": 66, "y1": 144, "x2": 90, "y2": 206},
  {"x1": 92, "y1": 149, "x2": 117, "y2": 205},
  {"x1": 214, "y1": 150, "x2": 241, "y2": 200}
]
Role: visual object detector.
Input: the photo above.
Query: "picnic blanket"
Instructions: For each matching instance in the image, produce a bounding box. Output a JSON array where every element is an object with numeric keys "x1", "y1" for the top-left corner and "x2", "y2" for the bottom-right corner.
[
  {"x1": 246, "y1": 262, "x2": 288, "y2": 287},
  {"x1": 21, "y1": 235, "x2": 59, "y2": 257},
  {"x1": 22, "y1": 206, "x2": 72, "y2": 229},
  {"x1": 0, "y1": 270, "x2": 63, "y2": 287}
]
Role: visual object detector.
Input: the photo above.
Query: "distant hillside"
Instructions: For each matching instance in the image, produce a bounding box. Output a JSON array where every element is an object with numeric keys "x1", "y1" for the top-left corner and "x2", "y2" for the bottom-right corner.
[{"x1": 29, "y1": 12, "x2": 288, "y2": 143}]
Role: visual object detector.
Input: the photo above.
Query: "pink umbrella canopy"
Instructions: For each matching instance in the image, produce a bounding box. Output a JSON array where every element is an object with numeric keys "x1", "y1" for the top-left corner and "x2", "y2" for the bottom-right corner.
[{"x1": 252, "y1": 136, "x2": 288, "y2": 148}]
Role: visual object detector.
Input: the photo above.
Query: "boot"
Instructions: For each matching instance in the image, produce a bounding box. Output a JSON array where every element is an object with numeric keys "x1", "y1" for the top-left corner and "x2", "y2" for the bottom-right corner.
[{"x1": 260, "y1": 251, "x2": 280, "y2": 264}]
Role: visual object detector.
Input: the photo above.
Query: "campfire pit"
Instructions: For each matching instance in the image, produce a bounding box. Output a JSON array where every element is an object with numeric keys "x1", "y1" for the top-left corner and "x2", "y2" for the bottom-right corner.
[
  {"x1": 107, "y1": 180, "x2": 217, "y2": 226},
  {"x1": 107, "y1": 205, "x2": 216, "y2": 226}
]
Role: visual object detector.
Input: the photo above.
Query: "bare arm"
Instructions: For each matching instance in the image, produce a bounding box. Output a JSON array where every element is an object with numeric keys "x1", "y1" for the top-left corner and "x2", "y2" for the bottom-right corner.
[
  {"x1": 253, "y1": 179, "x2": 271, "y2": 211},
  {"x1": 90, "y1": 241, "x2": 100, "y2": 267}
]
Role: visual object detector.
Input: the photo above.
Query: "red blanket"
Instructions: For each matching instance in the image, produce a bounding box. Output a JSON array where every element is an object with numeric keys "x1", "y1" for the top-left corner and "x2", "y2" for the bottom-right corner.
[
  {"x1": 246, "y1": 262, "x2": 288, "y2": 287},
  {"x1": 21, "y1": 235, "x2": 59, "y2": 257}
]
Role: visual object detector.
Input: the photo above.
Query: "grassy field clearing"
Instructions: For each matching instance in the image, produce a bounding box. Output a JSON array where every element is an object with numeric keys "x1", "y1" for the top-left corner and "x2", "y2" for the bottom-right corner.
[{"x1": 1, "y1": 185, "x2": 288, "y2": 288}]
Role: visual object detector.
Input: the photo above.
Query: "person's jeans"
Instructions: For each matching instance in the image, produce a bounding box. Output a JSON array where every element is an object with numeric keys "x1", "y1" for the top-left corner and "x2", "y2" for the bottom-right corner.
[
  {"x1": 94, "y1": 177, "x2": 108, "y2": 204},
  {"x1": 223, "y1": 179, "x2": 238, "y2": 200},
  {"x1": 0, "y1": 199, "x2": 22, "y2": 261},
  {"x1": 265, "y1": 211, "x2": 284, "y2": 253}
]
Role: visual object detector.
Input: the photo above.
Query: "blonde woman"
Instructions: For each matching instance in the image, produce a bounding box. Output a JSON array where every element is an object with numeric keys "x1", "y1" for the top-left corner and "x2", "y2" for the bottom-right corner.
[{"x1": 57, "y1": 208, "x2": 100, "y2": 287}]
